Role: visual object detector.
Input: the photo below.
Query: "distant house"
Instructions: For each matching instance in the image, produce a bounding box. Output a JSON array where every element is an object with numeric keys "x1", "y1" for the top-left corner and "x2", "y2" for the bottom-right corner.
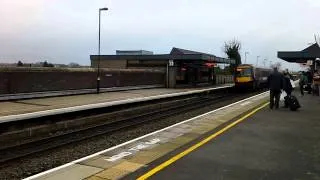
[{"x1": 0, "y1": 63, "x2": 16, "y2": 67}]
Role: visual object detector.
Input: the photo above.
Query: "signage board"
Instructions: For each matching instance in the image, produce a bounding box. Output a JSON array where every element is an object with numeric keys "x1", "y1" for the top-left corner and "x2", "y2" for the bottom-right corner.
[{"x1": 169, "y1": 60, "x2": 174, "y2": 66}]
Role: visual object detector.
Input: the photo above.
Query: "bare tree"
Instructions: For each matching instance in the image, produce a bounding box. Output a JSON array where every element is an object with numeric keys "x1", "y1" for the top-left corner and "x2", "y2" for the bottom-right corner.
[
  {"x1": 223, "y1": 39, "x2": 242, "y2": 73},
  {"x1": 68, "y1": 62, "x2": 81, "y2": 68},
  {"x1": 42, "y1": 61, "x2": 54, "y2": 67},
  {"x1": 17, "y1": 61, "x2": 23, "y2": 67}
]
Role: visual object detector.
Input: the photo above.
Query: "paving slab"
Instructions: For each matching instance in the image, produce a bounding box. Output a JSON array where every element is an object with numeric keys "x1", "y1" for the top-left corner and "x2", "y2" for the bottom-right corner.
[
  {"x1": 33, "y1": 164, "x2": 103, "y2": 180},
  {"x1": 93, "y1": 161, "x2": 144, "y2": 180}
]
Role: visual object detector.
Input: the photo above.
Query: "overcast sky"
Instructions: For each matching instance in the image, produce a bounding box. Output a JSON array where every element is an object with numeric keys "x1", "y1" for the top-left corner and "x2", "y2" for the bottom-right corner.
[{"x1": 0, "y1": 0, "x2": 319, "y2": 70}]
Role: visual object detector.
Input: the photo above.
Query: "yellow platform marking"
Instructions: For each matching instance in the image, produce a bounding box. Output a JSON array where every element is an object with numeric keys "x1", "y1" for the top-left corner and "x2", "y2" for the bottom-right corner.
[{"x1": 137, "y1": 102, "x2": 269, "y2": 180}]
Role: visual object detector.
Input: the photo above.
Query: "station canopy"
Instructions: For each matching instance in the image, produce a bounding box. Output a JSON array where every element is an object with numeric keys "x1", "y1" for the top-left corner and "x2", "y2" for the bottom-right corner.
[{"x1": 278, "y1": 43, "x2": 320, "y2": 63}]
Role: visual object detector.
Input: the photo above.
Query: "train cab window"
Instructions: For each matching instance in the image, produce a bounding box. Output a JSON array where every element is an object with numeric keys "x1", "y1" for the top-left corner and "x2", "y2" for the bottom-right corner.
[{"x1": 236, "y1": 68, "x2": 252, "y2": 77}]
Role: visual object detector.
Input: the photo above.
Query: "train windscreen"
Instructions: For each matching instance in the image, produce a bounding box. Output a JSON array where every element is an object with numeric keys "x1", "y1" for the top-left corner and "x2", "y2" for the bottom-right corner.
[{"x1": 236, "y1": 68, "x2": 252, "y2": 77}]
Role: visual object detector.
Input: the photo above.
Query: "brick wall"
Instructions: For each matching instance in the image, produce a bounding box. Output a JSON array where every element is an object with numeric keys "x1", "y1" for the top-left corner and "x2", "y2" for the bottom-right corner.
[{"x1": 0, "y1": 68, "x2": 165, "y2": 94}]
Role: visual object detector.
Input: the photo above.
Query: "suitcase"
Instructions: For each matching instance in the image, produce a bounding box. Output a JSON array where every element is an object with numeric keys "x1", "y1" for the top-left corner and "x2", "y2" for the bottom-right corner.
[{"x1": 286, "y1": 95, "x2": 301, "y2": 111}]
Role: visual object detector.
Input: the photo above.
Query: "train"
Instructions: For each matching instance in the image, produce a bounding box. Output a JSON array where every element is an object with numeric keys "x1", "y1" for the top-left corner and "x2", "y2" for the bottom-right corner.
[{"x1": 235, "y1": 64, "x2": 272, "y2": 90}]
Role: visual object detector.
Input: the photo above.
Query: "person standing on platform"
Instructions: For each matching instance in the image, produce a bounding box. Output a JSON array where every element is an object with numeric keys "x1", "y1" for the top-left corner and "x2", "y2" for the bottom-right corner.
[
  {"x1": 299, "y1": 71, "x2": 308, "y2": 96},
  {"x1": 267, "y1": 67, "x2": 283, "y2": 109},
  {"x1": 313, "y1": 70, "x2": 320, "y2": 96},
  {"x1": 284, "y1": 69, "x2": 293, "y2": 79},
  {"x1": 306, "y1": 70, "x2": 313, "y2": 94},
  {"x1": 283, "y1": 71, "x2": 293, "y2": 108}
]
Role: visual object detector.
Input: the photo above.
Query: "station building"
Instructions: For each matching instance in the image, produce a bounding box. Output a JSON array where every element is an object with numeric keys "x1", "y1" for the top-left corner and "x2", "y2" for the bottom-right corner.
[{"x1": 90, "y1": 47, "x2": 235, "y2": 88}]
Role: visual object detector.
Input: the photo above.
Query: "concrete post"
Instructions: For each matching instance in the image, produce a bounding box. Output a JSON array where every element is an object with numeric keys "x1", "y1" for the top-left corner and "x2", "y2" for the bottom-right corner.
[
  {"x1": 168, "y1": 66, "x2": 177, "y2": 88},
  {"x1": 212, "y1": 67, "x2": 216, "y2": 85},
  {"x1": 167, "y1": 60, "x2": 176, "y2": 88}
]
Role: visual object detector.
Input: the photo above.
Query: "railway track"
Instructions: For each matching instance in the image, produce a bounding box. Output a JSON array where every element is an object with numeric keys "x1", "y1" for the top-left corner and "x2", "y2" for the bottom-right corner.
[{"x1": 0, "y1": 90, "x2": 240, "y2": 163}]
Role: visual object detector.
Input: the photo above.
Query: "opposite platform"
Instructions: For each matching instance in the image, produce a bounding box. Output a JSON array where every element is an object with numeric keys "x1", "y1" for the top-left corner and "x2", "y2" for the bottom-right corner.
[{"x1": 0, "y1": 84, "x2": 233, "y2": 123}]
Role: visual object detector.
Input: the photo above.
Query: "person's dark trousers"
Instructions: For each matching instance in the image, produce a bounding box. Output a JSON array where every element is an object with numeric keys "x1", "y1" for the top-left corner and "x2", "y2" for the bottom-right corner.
[
  {"x1": 307, "y1": 84, "x2": 312, "y2": 94},
  {"x1": 270, "y1": 90, "x2": 281, "y2": 109},
  {"x1": 299, "y1": 84, "x2": 304, "y2": 96}
]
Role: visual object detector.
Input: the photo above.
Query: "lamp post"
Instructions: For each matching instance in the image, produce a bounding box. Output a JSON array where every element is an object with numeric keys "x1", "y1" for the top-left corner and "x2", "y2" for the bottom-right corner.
[
  {"x1": 263, "y1": 58, "x2": 267, "y2": 67},
  {"x1": 97, "y1": 7, "x2": 108, "y2": 94},
  {"x1": 256, "y1": 56, "x2": 260, "y2": 66},
  {"x1": 245, "y1": 52, "x2": 249, "y2": 64}
]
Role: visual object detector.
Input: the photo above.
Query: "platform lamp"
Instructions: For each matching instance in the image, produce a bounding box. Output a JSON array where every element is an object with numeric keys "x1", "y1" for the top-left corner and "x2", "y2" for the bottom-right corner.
[
  {"x1": 263, "y1": 59, "x2": 266, "y2": 67},
  {"x1": 245, "y1": 52, "x2": 249, "y2": 64},
  {"x1": 97, "y1": 7, "x2": 108, "y2": 94}
]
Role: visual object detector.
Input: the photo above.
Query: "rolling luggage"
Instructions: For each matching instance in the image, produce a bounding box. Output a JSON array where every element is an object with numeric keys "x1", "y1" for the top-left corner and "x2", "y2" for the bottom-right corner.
[{"x1": 286, "y1": 95, "x2": 301, "y2": 111}]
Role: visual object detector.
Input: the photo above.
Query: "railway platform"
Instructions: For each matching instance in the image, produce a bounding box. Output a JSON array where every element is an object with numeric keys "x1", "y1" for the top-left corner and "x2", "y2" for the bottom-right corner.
[
  {"x1": 130, "y1": 92, "x2": 320, "y2": 180},
  {"x1": 0, "y1": 83, "x2": 233, "y2": 122},
  {"x1": 24, "y1": 90, "x2": 320, "y2": 180}
]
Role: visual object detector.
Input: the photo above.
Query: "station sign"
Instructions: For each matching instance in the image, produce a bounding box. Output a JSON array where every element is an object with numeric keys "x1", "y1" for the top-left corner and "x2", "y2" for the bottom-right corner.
[
  {"x1": 205, "y1": 62, "x2": 217, "y2": 67},
  {"x1": 169, "y1": 60, "x2": 174, "y2": 66}
]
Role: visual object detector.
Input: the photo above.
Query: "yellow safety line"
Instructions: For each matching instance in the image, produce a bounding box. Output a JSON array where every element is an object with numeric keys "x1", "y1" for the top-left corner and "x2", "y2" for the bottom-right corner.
[{"x1": 137, "y1": 102, "x2": 269, "y2": 180}]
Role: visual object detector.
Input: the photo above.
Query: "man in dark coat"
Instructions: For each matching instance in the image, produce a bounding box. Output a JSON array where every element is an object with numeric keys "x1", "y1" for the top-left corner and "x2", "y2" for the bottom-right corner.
[{"x1": 267, "y1": 67, "x2": 283, "y2": 109}]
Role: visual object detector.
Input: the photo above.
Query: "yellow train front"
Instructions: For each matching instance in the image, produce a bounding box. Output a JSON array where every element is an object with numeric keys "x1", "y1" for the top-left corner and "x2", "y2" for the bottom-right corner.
[{"x1": 235, "y1": 64, "x2": 271, "y2": 90}]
